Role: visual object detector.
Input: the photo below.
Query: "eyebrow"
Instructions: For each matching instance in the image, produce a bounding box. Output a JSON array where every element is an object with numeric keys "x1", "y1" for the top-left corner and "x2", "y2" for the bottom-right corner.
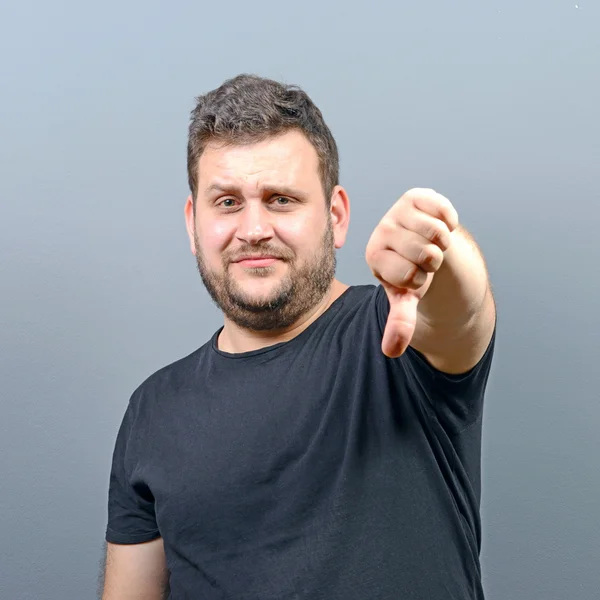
[{"x1": 203, "y1": 182, "x2": 306, "y2": 199}]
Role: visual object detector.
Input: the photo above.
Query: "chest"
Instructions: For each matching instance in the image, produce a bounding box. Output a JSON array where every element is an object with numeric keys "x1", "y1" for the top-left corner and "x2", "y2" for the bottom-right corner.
[{"x1": 134, "y1": 345, "x2": 430, "y2": 548}]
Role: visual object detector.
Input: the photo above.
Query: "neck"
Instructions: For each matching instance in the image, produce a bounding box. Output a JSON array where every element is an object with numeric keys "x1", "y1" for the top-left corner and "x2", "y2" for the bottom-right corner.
[{"x1": 217, "y1": 280, "x2": 348, "y2": 354}]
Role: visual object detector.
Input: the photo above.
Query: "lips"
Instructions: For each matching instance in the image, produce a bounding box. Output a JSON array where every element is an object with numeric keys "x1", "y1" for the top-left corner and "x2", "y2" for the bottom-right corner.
[{"x1": 233, "y1": 255, "x2": 280, "y2": 268}]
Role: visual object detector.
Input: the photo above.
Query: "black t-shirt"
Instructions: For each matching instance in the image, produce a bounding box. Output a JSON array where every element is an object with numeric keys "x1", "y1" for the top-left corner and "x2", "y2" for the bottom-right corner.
[{"x1": 106, "y1": 284, "x2": 496, "y2": 599}]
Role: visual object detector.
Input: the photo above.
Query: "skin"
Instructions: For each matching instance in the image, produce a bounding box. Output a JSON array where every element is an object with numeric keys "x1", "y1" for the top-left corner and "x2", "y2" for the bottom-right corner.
[
  {"x1": 101, "y1": 539, "x2": 168, "y2": 599},
  {"x1": 102, "y1": 129, "x2": 496, "y2": 597}
]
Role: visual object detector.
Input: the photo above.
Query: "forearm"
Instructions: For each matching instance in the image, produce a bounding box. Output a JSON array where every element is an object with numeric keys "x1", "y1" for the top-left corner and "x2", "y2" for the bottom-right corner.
[{"x1": 417, "y1": 225, "x2": 491, "y2": 329}]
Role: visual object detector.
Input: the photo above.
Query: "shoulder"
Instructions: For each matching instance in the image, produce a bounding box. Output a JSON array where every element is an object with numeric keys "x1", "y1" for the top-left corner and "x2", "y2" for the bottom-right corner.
[
  {"x1": 126, "y1": 342, "x2": 211, "y2": 419},
  {"x1": 335, "y1": 284, "x2": 382, "y2": 318}
]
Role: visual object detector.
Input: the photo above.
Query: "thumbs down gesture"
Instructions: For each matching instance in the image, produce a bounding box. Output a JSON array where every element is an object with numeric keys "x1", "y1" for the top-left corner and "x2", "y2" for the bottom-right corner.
[{"x1": 366, "y1": 188, "x2": 460, "y2": 358}]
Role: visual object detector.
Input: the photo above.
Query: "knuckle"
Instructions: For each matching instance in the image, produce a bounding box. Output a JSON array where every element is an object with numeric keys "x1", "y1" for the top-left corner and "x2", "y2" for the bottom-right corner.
[
  {"x1": 379, "y1": 217, "x2": 397, "y2": 236},
  {"x1": 440, "y1": 201, "x2": 459, "y2": 229},
  {"x1": 427, "y1": 223, "x2": 449, "y2": 247},
  {"x1": 365, "y1": 244, "x2": 376, "y2": 263},
  {"x1": 409, "y1": 187, "x2": 434, "y2": 195},
  {"x1": 418, "y1": 245, "x2": 441, "y2": 269},
  {"x1": 403, "y1": 264, "x2": 426, "y2": 288},
  {"x1": 365, "y1": 238, "x2": 383, "y2": 263},
  {"x1": 403, "y1": 187, "x2": 434, "y2": 204}
]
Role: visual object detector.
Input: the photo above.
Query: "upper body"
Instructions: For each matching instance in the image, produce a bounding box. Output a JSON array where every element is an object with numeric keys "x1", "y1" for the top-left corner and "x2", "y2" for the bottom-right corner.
[
  {"x1": 105, "y1": 284, "x2": 495, "y2": 599},
  {"x1": 102, "y1": 74, "x2": 496, "y2": 600}
]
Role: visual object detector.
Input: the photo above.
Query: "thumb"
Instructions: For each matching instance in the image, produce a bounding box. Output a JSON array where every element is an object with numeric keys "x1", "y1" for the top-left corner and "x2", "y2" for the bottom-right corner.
[{"x1": 381, "y1": 285, "x2": 420, "y2": 358}]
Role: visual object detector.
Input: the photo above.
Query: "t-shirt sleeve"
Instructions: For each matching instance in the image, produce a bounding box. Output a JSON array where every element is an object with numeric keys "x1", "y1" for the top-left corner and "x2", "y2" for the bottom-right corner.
[
  {"x1": 374, "y1": 284, "x2": 496, "y2": 434},
  {"x1": 105, "y1": 398, "x2": 161, "y2": 544}
]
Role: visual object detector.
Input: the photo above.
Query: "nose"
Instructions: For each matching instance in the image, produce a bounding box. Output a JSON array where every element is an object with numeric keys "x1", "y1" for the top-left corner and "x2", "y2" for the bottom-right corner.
[{"x1": 236, "y1": 203, "x2": 274, "y2": 245}]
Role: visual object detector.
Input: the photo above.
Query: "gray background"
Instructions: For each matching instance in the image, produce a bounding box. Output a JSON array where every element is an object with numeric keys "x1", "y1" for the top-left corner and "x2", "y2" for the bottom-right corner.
[{"x1": 1, "y1": 0, "x2": 598, "y2": 598}]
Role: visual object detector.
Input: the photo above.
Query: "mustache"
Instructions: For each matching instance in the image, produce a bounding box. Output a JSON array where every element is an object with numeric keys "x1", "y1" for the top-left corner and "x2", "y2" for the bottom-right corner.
[{"x1": 225, "y1": 244, "x2": 295, "y2": 263}]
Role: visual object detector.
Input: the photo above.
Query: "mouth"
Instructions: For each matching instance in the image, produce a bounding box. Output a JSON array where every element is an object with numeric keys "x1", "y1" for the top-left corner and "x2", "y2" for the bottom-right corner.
[{"x1": 232, "y1": 255, "x2": 280, "y2": 268}]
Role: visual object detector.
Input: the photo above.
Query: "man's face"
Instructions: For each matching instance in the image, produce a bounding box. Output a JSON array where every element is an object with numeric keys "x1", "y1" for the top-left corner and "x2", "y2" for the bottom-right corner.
[{"x1": 185, "y1": 130, "x2": 348, "y2": 331}]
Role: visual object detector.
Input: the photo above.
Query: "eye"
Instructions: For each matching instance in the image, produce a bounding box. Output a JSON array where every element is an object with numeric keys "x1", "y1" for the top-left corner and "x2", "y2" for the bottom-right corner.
[
  {"x1": 272, "y1": 196, "x2": 291, "y2": 206},
  {"x1": 219, "y1": 198, "x2": 237, "y2": 208}
]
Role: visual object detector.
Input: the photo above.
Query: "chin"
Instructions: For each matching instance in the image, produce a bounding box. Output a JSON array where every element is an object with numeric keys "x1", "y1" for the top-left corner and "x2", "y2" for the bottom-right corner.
[
  {"x1": 237, "y1": 281, "x2": 283, "y2": 302},
  {"x1": 232, "y1": 275, "x2": 292, "y2": 305}
]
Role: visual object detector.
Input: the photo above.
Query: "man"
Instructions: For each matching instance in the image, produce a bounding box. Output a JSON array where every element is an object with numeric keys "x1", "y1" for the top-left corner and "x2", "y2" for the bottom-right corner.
[{"x1": 102, "y1": 74, "x2": 496, "y2": 599}]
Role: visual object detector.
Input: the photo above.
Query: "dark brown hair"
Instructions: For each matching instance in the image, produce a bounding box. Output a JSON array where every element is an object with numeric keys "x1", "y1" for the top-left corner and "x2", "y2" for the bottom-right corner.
[{"x1": 187, "y1": 74, "x2": 339, "y2": 206}]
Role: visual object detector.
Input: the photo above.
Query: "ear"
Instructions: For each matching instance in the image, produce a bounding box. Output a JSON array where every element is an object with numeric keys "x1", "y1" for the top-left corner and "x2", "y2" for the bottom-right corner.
[
  {"x1": 329, "y1": 185, "x2": 350, "y2": 249},
  {"x1": 184, "y1": 195, "x2": 197, "y2": 255}
]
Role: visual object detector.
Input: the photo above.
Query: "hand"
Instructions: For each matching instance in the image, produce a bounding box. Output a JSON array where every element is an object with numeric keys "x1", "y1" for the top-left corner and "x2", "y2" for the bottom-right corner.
[{"x1": 365, "y1": 188, "x2": 459, "y2": 358}]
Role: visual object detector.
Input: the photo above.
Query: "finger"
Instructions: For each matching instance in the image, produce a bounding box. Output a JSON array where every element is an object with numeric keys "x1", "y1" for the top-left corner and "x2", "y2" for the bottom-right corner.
[
  {"x1": 405, "y1": 189, "x2": 459, "y2": 232},
  {"x1": 370, "y1": 248, "x2": 428, "y2": 291},
  {"x1": 381, "y1": 286, "x2": 419, "y2": 358},
  {"x1": 385, "y1": 230, "x2": 445, "y2": 274},
  {"x1": 395, "y1": 209, "x2": 453, "y2": 252}
]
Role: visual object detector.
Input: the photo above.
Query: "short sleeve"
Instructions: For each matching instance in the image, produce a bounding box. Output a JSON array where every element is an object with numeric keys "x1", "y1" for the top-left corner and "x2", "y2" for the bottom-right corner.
[
  {"x1": 374, "y1": 284, "x2": 497, "y2": 434},
  {"x1": 105, "y1": 398, "x2": 160, "y2": 544}
]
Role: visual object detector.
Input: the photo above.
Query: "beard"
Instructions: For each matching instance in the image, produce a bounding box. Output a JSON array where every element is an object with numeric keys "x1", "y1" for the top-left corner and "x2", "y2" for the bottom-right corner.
[{"x1": 194, "y1": 223, "x2": 336, "y2": 331}]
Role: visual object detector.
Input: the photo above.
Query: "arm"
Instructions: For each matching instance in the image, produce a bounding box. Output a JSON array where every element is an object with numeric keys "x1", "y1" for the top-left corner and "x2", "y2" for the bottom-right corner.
[
  {"x1": 411, "y1": 225, "x2": 496, "y2": 374},
  {"x1": 101, "y1": 539, "x2": 169, "y2": 600}
]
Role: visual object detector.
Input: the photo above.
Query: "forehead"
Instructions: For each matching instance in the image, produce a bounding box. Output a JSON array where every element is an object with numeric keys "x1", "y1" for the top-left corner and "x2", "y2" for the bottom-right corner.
[{"x1": 197, "y1": 130, "x2": 321, "y2": 192}]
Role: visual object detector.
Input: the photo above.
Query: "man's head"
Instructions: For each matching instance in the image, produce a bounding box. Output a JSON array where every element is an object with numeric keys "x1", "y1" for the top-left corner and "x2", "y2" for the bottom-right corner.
[{"x1": 184, "y1": 74, "x2": 350, "y2": 331}]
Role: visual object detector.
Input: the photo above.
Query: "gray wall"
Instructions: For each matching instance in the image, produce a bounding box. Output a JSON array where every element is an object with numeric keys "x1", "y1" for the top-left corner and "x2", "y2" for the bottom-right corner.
[{"x1": 1, "y1": 1, "x2": 598, "y2": 598}]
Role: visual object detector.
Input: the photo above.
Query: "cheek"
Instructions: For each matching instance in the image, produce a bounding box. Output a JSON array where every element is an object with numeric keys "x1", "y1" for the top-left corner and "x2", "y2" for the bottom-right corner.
[
  {"x1": 198, "y1": 219, "x2": 234, "y2": 251},
  {"x1": 276, "y1": 212, "x2": 327, "y2": 248}
]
